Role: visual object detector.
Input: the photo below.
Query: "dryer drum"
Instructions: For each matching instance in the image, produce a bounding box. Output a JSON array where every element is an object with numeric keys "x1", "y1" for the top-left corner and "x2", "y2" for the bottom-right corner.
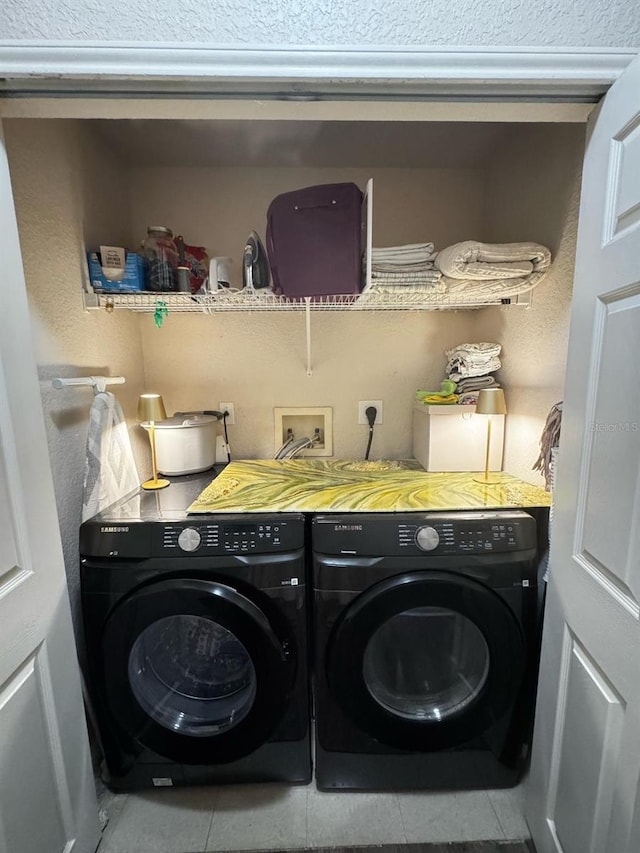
[{"x1": 326, "y1": 571, "x2": 525, "y2": 752}]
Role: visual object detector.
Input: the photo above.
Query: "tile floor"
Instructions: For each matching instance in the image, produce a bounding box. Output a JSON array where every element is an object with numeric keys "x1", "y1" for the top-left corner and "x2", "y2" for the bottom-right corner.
[{"x1": 97, "y1": 782, "x2": 530, "y2": 853}]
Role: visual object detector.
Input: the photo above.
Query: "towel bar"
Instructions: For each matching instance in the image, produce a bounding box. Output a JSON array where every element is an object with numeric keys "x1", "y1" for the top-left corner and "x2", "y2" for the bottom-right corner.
[{"x1": 51, "y1": 375, "x2": 125, "y2": 394}]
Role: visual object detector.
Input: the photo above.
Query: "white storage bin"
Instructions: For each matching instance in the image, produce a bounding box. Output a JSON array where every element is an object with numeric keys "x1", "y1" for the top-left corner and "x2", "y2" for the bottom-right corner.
[{"x1": 412, "y1": 403, "x2": 505, "y2": 472}]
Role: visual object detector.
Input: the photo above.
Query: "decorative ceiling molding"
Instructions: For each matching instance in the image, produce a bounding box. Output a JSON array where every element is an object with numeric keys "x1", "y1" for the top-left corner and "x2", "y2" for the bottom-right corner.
[{"x1": 0, "y1": 42, "x2": 636, "y2": 99}]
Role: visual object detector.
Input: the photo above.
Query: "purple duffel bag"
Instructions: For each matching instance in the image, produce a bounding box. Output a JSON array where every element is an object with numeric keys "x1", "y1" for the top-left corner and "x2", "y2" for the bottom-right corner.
[{"x1": 266, "y1": 182, "x2": 364, "y2": 298}]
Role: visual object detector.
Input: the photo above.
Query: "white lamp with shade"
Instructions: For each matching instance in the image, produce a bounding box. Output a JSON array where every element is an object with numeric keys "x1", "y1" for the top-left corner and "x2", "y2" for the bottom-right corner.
[
  {"x1": 137, "y1": 393, "x2": 170, "y2": 490},
  {"x1": 473, "y1": 388, "x2": 507, "y2": 484}
]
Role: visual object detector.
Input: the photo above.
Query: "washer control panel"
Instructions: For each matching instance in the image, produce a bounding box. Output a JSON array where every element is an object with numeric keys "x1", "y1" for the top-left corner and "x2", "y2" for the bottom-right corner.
[
  {"x1": 314, "y1": 510, "x2": 537, "y2": 557},
  {"x1": 155, "y1": 517, "x2": 302, "y2": 556},
  {"x1": 404, "y1": 514, "x2": 529, "y2": 554}
]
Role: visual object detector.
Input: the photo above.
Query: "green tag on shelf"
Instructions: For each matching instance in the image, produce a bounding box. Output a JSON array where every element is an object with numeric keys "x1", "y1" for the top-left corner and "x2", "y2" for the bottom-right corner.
[{"x1": 154, "y1": 300, "x2": 168, "y2": 328}]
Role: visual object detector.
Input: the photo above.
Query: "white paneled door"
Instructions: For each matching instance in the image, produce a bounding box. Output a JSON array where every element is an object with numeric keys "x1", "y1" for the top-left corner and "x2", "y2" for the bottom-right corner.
[
  {"x1": 526, "y1": 56, "x2": 640, "y2": 853},
  {"x1": 0, "y1": 123, "x2": 99, "y2": 853}
]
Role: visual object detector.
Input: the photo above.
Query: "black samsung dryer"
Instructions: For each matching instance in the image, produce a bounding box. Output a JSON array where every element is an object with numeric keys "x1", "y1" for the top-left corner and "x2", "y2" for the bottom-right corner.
[
  {"x1": 80, "y1": 474, "x2": 311, "y2": 791},
  {"x1": 312, "y1": 510, "x2": 543, "y2": 791}
]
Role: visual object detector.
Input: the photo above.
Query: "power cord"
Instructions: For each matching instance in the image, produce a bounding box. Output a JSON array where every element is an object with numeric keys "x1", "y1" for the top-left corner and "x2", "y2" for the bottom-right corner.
[
  {"x1": 364, "y1": 405, "x2": 377, "y2": 460},
  {"x1": 222, "y1": 410, "x2": 232, "y2": 463}
]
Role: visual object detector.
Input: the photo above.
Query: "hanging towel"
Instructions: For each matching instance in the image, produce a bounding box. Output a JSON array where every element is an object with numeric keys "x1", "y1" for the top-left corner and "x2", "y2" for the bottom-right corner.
[{"x1": 82, "y1": 392, "x2": 140, "y2": 521}]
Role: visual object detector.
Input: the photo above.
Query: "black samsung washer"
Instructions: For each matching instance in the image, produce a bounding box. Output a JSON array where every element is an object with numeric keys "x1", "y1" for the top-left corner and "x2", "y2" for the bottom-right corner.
[
  {"x1": 312, "y1": 510, "x2": 543, "y2": 791},
  {"x1": 80, "y1": 472, "x2": 311, "y2": 791}
]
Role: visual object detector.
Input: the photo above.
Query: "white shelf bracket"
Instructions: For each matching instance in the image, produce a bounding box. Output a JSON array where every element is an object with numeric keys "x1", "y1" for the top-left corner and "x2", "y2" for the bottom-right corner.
[{"x1": 305, "y1": 298, "x2": 313, "y2": 376}]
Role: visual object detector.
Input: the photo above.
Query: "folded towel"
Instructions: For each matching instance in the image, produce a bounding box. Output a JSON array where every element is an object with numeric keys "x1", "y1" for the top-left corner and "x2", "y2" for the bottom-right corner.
[
  {"x1": 446, "y1": 342, "x2": 502, "y2": 359},
  {"x1": 435, "y1": 241, "x2": 551, "y2": 281},
  {"x1": 455, "y1": 375, "x2": 499, "y2": 393},
  {"x1": 371, "y1": 262, "x2": 437, "y2": 274},
  {"x1": 371, "y1": 270, "x2": 442, "y2": 283},
  {"x1": 372, "y1": 242, "x2": 436, "y2": 263},
  {"x1": 82, "y1": 392, "x2": 140, "y2": 522},
  {"x1": 417, "y1": 393, "x2": 460, "y2": 405}
]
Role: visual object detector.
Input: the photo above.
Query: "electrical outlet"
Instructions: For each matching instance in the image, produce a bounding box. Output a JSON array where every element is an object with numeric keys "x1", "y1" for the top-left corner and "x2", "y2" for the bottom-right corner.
[
  {"x1": 358, "y1": 400, "x2": 384, "y2": 425},
  {"x1": 219, "y1": 402, "x2": 235, "y2": 425}
]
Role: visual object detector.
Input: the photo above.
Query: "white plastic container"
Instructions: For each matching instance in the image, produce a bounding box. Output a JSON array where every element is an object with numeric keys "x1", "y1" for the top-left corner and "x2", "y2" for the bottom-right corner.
[
  {"x1": 412, "y1": 403, "x2": 505, "y2": 472},
  {"x1": 144, "y1": 413, "x2": 218, "y2": 475}
]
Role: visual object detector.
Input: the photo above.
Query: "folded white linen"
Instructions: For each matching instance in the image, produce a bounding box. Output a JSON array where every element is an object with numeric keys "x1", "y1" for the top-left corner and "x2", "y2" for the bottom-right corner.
[
  {"x1": 435, "y1": 241, "x2": 551, "y2": 281},
  {"x1": 445, "y1": 342, "x2": 502, "y2": 379},
  {"x1": 356, "y1": 282, "x2": 448, "y2": 303},
  {"x1": 441, "y1": 270, "x2": 548, "y2": 299},
  {"x1": 371, "y1": 261, "x2": 437, "y2": 273},
  {"x1": 446, "y1": 342, "x2": 502, "y2": 359},
  {"x1": 371, "y1": 270, "x2": 442, "y2": 283},
  {"x1": 371, "y1": 243, "x2": 436, "y2": 264}
]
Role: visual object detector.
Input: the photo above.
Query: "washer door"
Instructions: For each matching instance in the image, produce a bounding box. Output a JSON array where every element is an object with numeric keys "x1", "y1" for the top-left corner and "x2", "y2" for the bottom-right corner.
[
  {"x1": 326, "y1": 571, "x2": 525, "y2": 750},
  {"x1": 102, "y1": 577, "x2": 295, "y2": 764}
]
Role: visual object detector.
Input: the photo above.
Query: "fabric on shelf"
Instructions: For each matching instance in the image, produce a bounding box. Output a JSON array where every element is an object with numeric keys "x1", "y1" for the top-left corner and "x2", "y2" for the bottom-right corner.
[
  {"x1": 455, "y1": 375, "x2": 499, "y2": 393},
  {"x1": 433, "y1": 240, "x2": 551, "y2": 299},
  {"x1": 371, "y1": 269, "x2": 442, "y2": 282},
  {"x1": 458, "y1": 393, "x2": 480, "y2": 405},
  {"x1": 362, "y1": 281, "x2": 448, "y2": 296},
  {"x1": 371, "y1": 263, "x2": 439, "y2": 275},
  {"x1": 371, "y1": 242, "x2": 436, "y2": 264},
  {"x1": 445, "y1": 342, "x2": 502, "y2": 380},
  {"x1": 82, "y1": 391, "x2": 139, "y2": 522},
  {"x1": 435, "y1": 241, "x2": 551, "y2": 281}
]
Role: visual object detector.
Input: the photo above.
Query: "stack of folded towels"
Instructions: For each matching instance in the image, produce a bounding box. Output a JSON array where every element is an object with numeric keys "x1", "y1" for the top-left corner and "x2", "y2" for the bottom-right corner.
[
  {"x1": 368, "y1": 243, "x2": 445, "y2": 292},
  {"x1": 445, "y1": 342, "x2": 502, "y2": 404},
  {"x1": 362, "y1": 240, "x2": 551, "y2": 301}
]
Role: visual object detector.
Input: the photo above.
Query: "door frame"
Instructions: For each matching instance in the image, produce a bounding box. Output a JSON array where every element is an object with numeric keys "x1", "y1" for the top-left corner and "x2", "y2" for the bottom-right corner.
[{"x1": 0, "y1": 43, "x2": 636, "y2": 101}]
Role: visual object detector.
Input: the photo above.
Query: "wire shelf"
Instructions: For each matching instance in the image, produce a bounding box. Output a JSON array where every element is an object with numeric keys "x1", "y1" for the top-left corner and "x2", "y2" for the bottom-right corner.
[{"x1": 86, "y1": 288, "x2": 531, "y2": 313}]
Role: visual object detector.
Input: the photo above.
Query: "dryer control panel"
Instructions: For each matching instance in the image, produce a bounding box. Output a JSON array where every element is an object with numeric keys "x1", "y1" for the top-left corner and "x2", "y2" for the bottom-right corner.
[
  {"x1": 80, "y1": 514, "x2": 304, "y2": 558},
  {"x1": 159, "y1": 520, "x2": 291, "y2": 554},
  {"x1": 313, "y1": 510, "x2": 537, "y2": 557}
]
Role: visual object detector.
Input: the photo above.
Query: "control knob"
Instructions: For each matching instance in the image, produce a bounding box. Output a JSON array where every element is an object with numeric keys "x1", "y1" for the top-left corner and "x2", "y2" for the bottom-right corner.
[
  {"x1": 416, "y1": 526, "x2": 440, "y2": 551},
  {"x1": 178, "y1": 527, "x2": 202, "y2": 552}
]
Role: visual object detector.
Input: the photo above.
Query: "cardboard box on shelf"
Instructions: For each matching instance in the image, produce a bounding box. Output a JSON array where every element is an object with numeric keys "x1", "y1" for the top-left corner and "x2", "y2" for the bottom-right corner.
[{"x1": 87, "y1": 250, "x2": 145, "y2": 292}]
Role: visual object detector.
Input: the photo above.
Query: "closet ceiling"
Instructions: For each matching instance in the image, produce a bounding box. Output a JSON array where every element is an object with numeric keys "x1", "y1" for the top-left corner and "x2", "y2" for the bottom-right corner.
[{"x1": 90, "y1": 120, "x2": 524, "y2": 169}]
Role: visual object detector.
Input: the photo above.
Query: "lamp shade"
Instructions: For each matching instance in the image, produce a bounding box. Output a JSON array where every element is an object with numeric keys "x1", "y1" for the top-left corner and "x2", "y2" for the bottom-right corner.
[
  {"x1": 137, "y1": 393, "x2": 167, "y2": 423},
  {"x1": 475, "y1": 388, "x2": 507, "y2": 416}
]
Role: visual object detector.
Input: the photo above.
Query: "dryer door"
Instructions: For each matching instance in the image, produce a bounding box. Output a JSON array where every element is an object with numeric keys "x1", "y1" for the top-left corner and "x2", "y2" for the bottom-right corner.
[
  {"x1": 326, "y1": 571, "x2": 525, "y2": 751},
  {"x1": 102, "y1": 577, "x2": 295, "y2": 764}
]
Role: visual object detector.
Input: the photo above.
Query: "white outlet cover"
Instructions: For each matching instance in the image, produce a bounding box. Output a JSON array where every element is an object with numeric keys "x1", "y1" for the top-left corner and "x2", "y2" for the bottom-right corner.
[
  {"x1": 219, "y1": 402, "x2": 235, "y2": 424},
  {"x1": 358, "y1": 400, "x2": 384, "y2": 425}
]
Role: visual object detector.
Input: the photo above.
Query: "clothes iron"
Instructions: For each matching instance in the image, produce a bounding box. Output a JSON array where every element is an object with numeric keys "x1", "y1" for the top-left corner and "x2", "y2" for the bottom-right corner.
[{"x1": 242, "y1": 231, "x2": 271, "y2": 290}]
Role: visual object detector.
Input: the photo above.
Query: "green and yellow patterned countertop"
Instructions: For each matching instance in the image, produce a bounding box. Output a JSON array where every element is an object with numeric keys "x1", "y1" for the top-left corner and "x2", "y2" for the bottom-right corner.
[{"x1": 187, "y1": 459, "x2": 551, "y2": 514}]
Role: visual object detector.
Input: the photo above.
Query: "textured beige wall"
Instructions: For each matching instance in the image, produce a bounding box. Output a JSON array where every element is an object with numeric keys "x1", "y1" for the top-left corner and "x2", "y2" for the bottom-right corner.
[
  {"x1": 134, "y1": 165, "x2": 486, "y2": 459},
  {"x1": 5, "y1": 119, "x2": 581, "y2": 524},
  {"x1": 475, "y1": 124, "x2": 585, "y2": 484},
  {"x1": 4, "y1": 118, "x2": 147, "y2": 636}
]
